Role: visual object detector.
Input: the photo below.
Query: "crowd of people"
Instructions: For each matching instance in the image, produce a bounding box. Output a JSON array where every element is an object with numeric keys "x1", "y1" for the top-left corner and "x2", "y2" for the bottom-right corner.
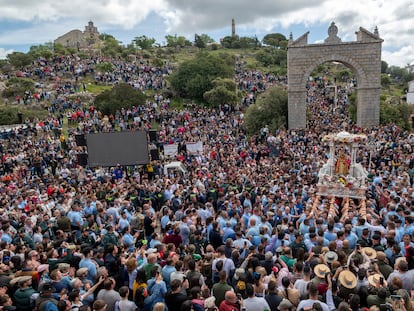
[{"x1": 0, "y1": 53, "x2": 413, "y2": 311}]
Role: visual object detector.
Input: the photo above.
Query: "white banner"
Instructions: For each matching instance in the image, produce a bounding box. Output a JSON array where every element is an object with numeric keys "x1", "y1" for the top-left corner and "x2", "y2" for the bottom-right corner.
[
  {"x1": 186, "y1": 141, "x2": 203, "y2": 155},
  {"x1": 163, "y1": 144, "x2": 178, "y2": 157}
]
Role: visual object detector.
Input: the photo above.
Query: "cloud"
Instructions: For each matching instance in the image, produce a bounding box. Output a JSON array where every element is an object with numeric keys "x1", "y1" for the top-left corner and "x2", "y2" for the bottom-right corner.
[
  {"x1": 0, "y1": 0, "x2": 168, "y2": 28},
  {"x1": 0, "y1": 0, "x2": 413, "y2": 66},
  {"x1": 0, "y1": 48, "x2": 13, "y2": 59},
  {"x1": 382, "y1": 45, "x2": 414, "y2": 67},
  {"x1": 161, "y1": 0, "x2": 326, "y2": 34}
]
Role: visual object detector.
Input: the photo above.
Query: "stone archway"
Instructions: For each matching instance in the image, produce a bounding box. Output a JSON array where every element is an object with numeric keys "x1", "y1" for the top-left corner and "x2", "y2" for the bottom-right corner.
[{"x1": 287, "y1": 22, "x2": 383, "y2": 129}]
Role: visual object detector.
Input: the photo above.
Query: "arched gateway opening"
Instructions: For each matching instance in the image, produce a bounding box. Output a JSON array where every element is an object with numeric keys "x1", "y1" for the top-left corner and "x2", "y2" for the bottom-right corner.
[{"x1": 287, "y1": 22, "x2": 383, "y2": 129}]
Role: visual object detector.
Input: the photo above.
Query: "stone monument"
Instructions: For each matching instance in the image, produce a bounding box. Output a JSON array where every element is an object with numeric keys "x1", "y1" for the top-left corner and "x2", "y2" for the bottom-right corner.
[{"x1": 287, "y1": 22, "x2": 383, "y2": 129}]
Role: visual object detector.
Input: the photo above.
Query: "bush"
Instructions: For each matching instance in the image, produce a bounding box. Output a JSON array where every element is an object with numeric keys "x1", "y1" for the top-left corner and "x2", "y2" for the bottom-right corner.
[
  {"x1": 380, "y1": 101, "x2": 411, "y2": 130},
  {"x1": 2, "y1": 78, "x2": 35, "y2": 99},
  {"x1": 0, "y1": 105, "x2": 48, "y2": 125},
  {"x1": 94, "y1": 83, "x2": 146, "y2": 116},
  {"x1": 169, "y1": 52, "x2": 234, "y2": 101},
  {"x1": 243, "y1": 86, "x2": 288, "y2": 135}
]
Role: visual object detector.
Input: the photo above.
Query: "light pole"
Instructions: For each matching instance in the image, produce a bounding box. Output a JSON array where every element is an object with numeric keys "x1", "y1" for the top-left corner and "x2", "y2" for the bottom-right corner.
[
  {"x1": 326, "y1": 84, "x2": 338, "y2": 112},
  {"x1": 368, "y1": 140, "x2": 376, "y2": 170}
]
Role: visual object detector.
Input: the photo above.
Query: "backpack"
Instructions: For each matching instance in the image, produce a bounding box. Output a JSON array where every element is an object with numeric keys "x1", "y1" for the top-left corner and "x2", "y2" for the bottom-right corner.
[
  {"x1": 43, "y1": 301, "x2": 58, "y2": 311},
  {"x1": 134, "y1": 283, "x2": 148, "y2": 309},
  {"x1": 201, "y1": 263, "x2": 212, "y2": 287},
  {"x1": 34, "y1": 297, "x2": 58, "y2": 311},
  {"x1": 212, "y1": 259, "x2": 224, "y2": 284}
]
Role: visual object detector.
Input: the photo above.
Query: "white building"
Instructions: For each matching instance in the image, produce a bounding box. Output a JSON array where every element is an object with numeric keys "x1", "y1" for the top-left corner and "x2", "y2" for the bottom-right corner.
[{"x1": 407, "y1": 80, "x2": 414, "y2": 104}]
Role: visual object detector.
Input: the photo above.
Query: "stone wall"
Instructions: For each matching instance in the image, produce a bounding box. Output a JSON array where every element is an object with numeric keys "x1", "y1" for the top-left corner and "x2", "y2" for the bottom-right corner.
[
  {"x1": 54, "y1": 21, "x2": 100, "y2": 50},
  {"x1": 55, "y1": 30, "x2": 84, "y2": 49}
]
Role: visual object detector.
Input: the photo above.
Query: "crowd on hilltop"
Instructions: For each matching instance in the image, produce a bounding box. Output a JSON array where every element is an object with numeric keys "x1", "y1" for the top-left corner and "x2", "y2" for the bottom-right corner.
[{"x1": 0, "y1": 54, "x2": 413, "y2": 311}]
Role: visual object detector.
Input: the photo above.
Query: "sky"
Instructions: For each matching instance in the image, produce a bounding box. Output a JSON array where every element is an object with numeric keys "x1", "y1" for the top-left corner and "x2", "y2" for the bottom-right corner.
[{"x1": 0, "y1": 0, "x2": 413, "y2": 67}]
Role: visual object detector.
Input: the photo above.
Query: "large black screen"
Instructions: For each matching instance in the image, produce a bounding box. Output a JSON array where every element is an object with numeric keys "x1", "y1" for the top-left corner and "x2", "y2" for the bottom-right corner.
[{"x1": 86, "y1": 131, "x2": 149, "y2": 167}]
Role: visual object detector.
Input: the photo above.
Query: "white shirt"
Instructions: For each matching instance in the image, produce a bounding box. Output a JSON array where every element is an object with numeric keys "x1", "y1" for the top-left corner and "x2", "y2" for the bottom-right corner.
[
  {"x1": 243, "y1": 296, "x2": 271, "y2": 311},
  {"x1": 297, "y1": 299, "x2": 330, "y2": 311}
]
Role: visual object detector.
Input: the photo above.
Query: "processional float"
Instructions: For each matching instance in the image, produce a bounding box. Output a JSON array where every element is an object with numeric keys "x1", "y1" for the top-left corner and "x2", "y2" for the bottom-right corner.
[{"x1": 316, "y1": 131, "x2": 369, "y2": 218}]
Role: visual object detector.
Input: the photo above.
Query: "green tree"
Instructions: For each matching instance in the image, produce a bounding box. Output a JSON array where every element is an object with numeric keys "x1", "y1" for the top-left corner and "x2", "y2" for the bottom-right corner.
[
  {"x1": 243, "y1": 86, "x2": 288, "y2": 134},
  {"x1": 386, "y1": 65, "x2": 414, "y2": 84},
  {"x1": 196, "y1": 34, "x2": 215, "y2": 47},
  {"x1": 380, "y1": 101, "x2": 411, "y2": 130},
  {"x1": 2, "y1": 77, "x2": 35, "y2": 99},
  {"x1": 94, "y1": 83, "x2": 146, "y2": 116},
  {"x1": 28, "y1": 44, "x2": 53, "y2": 59},
  {"x1": 53, "y1": 43, "x2": 69, "y2": 56},
  {"x1": 165, "y1": 35, "x2": 192, "y2": 48},
  {"x1": 0, "y1": 59, "x2": 9, "y2": 71},
  {"x1": 203, "y1": 78, "x2": 238, "y2": 107},
  {"x1": 335, "y1": 68, "x2": 352, "y2": 82},
  {"x1": 194, "y1": 34, "x2": 206, "y2": 49},
  {"x1": 381, "y1": 60, "x2": 388, "y2": 74},
  {"x1": 274, "y1": 49, "x2": 287, "y2": 66},
  {"x1": 7, "y1": 52, "x2": 34, "y2": 68},
  {"x1": 255, "y1": 48, "x2": 287, "y2": 67},
  {"x1": 238, "y1": 36, "x2": 259, "y2": 49},
  {"x1": 101, "y1": 35, "x2": 123, "y2": 57},
  {"x1": 169, "y1": 52, "x2": 234, "y2": 101},
  {"x1": 99, "y1": 33, "x2": 116, "y2": 41},
  {"x1": 262, "y1": 33, "x2": 287, "y2": 48},
  {"x1": 133, "y1": 35, "x2": 156, "y2": 50},
  {"x1": 348, "y1": 91, "x2": 410, "y2": 129},
  {"x1": 221, "y1": 35, "x2": 239, "y2": 48},
  {"x1": 381, "y1": 73, "x2": 392, "y2": 90},
  {"x1": 95, "y1": 62, "x2": 114, "y2": 73},
  {"x1": 255, "y1": 49, "x2": 274, "y2": 66},
  {"x1": 348, "y1": 92, "x2": 357, "y2": 122}
]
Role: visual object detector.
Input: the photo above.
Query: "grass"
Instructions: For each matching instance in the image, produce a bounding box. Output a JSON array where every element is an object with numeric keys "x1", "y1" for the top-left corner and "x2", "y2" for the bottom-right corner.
[
  {"x1": 84, "y1": 83, "x2": 112, "y2": 95},
  {"x1": 171, "y1": 47, "x2": 282, "y2": 73},
  {"x1": 0, "y1": 103, "x2": 49, "y2": 125}
]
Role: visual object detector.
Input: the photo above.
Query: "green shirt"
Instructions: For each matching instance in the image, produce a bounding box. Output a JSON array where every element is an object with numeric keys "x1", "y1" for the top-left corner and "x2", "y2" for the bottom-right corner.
[
  {"x1": 280, "y1": 255, "x2": 297, "y2": 268},
  {"x1": 212, "y1": 281, "x2": 232, "y2": 306}
]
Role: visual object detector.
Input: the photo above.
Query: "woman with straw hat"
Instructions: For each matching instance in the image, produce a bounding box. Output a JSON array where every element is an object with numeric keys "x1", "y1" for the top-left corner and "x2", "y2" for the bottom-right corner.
[
  {"x1": 313, "y1": 264, "x2": 331, "y2": 287},
  {"x1": 332, "y1": 267, "x2": 357, "y2": 301}
]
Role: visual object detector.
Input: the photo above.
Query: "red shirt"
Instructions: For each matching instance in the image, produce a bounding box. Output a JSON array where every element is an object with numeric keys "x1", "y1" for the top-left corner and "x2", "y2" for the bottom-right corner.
[
  {"x1": 219, "y1": 300, "x2": 240, "y2": 311},
  {"x1": 163, "y1": 234, "x2": 183, "y2": 249}
]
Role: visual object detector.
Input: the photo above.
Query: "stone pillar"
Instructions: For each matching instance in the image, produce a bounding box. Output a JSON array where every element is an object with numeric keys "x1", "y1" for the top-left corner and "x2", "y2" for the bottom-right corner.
[
  {"x1": 288, "y1": 90, "x2": 307, "y2": 129},
  {"x1": 357, "y1": 87, "x2": 380, "y2": 127},
  {"x1": 328, "y1": 141, "x2": 335, "y2": 176}
]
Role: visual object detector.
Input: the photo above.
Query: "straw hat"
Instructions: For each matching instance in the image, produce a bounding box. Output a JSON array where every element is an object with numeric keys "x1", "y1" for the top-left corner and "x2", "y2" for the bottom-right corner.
[
  {"x1": 58, "y1": 263, "x2": 70, "y2": 271},
  {"x1": 325, "y1": 251, "x2": 338, "y2": 263},
  {"x1": 368, "y1": 273, "x2": 387, "y2": 287},
  {"x1": 10, "y1": 275, "x2": 32, "y2": 286},
  {"x1": 204, "y1": 296, "x2": 217, "y2": 309},
  {"x1": 278, "y1": 299, "x2": 293, "y2": 310},
  {"x1": 314, "y1": 264, "x2": 331, "y2": 278},
  {"x1": 338, "y1": 270, "x2": 357, "y2": 289},
  {"x1": 76, "y1": 267, "x2": 89, "y2": 277},
  {"x1": 363, "y1": 247, "x2": 377, "y2": 259},
  {"x1": 321, "y1": 247, "x2": 330, "y2": 254}
]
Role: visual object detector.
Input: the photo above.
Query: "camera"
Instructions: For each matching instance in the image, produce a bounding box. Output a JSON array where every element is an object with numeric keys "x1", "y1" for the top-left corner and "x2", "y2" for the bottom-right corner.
[{"x1": 380, "y1": 304, "x2": 393, "y2": 311}]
